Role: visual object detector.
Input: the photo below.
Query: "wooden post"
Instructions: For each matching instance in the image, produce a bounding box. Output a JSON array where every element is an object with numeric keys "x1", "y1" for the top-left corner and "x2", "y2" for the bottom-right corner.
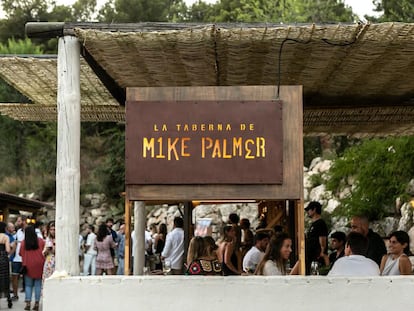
[
  {"x1": 296, "y1": 199, "x2": 305, "y2": 275},
  {"x1": 55, "y1": 36, "x2": 81, "y2": 275},
  {"x1": 133, "y1": 201, "x2": 146, "y2": 275},
  {"x1": 124, "y1": 197, "x2": 131, "y2": 275},
  {"x1": 183, "y1": 201, "x2": 192, "y2": 264}
]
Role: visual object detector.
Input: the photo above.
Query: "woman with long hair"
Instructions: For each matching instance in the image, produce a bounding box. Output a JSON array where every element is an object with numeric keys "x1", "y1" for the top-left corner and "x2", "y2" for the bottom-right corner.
[
  {"x1": 20, "y1": 225, "x2": 45, "y2": 311},
  {"x1": 186, "y1": 236, "x2": 221, "y2": 275},
  {"x1": 95, "y1": 224, "x2": 116, "y2": 275},
  {"x1": 42, "y1": 221, "x2": 56, "y2": 280},
  {"x1": 154, "y1": 223, "x2": 167, "y2": 270},
  {"x1": 380, "y1": 230, "x2": 412, "y2": 275},
  {"x1": 255, "y1": 232, "x2": 299, "y2": 276},
  {"x1": 217, "y1": 225, "x2": 241, "y2": 275},
  {"x1": 0, "y1": 222, "x2": 12, "y2": 309}
]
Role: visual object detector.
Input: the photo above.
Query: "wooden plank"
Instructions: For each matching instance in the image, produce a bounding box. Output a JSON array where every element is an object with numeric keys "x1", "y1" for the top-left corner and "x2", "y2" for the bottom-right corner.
[{"x1": 126, "y1": 85, "x2": 303, "y2": 201}]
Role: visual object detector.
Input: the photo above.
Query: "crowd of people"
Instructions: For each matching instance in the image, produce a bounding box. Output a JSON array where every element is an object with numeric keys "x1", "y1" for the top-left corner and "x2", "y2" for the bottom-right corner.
[
  {"x1": 0, "y1": 202, "x2": 412, "y2": 309},
  {"x1": 304, "y1": 201, "x2": 413, "y2": 276},
  {"x1": 0, "y1": 216, "x2": 55, "y2": 310}
]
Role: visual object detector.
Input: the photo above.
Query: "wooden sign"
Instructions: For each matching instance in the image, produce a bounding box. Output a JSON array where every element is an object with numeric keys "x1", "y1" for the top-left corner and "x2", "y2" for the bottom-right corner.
[{"x1": 126, "y1": 100, "x2": 283, "y2": 185}]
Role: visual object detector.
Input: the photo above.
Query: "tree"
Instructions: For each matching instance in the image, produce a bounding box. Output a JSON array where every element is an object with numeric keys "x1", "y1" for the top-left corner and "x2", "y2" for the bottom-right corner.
[
  {"x1": 98, "y1": 0, "x2": 187, "y2": 22},
  {"x1": 326, "y1": 137, "x2": 414, "y2": 220},
  {"x1": 184, "y1": 0, "x2": 355, "y2": 23},
  {"x1": 371, "y1": 0, "x2": 414, "y2": 22}
]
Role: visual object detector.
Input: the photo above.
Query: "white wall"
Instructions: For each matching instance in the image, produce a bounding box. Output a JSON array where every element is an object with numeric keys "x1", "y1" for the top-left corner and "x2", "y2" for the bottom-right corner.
[{"x1": 44, "y1": 276, "x2": 414, "y2": 310}]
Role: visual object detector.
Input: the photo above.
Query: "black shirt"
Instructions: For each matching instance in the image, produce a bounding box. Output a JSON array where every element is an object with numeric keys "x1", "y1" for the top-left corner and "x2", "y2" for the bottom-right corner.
[{"x1": 366, "y1": 229, "x2": 387, "y2": 266}]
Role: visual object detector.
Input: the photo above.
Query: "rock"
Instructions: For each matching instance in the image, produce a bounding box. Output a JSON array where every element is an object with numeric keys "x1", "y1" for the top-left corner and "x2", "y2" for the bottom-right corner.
[
  {"x1": 408, "y1": 227, "x2": 414, "y2": 255},
  {"x1": 303, "y1": 171, "x2": 316, "y2": 188},
  {"x1": 309, "y1": 157, "x2": 322, "y2": 171},
  {"x1": 325, "y1": 199, "x2": 340, "y2": 214},
  {"x1": 398, "y1": 201, "x2": 413, "y2": 231},
  {"x1": 313, "y1": 159, "x2": 332, "y2": 174},
  {"x1": 309, "y1": 184, "x2": 327, "y2": 203}
]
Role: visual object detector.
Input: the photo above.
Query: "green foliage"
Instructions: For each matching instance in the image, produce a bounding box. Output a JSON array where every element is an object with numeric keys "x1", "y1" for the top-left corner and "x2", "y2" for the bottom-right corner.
[
  {"x1": 371, "y1": 0, "x2": 414, "y2": 22},
  {"x1": 0, "y1": 37, "x2": 43, "y2": 54},
  {"x1": 184, "y1": 0, "x2": 355, "y2": 23},
  {"x1": 97, "y1": 0, "x2": 187, "y2": 22},
  {"x1": 326, "y1": 137, "x2": 414, "y2": 220},
  {"x1": 93, "y1": 125, "x2": 125, "y2": 200}
]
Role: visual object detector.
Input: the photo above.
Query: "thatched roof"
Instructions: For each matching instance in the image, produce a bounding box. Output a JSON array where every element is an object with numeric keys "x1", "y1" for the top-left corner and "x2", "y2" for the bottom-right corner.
[{"x1": 0, "y1": 22, "x2": 414, "y2": 136}]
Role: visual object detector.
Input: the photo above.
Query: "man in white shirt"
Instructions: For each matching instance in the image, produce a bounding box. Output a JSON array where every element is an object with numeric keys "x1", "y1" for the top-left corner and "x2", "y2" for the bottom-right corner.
[
  {"x1": 161, "y1": 217, "x2": 184, "y2": 275},
  {"x1": 83, "y1": 225, "x2": 97, "y2": 276},
  {"x1": 328, "y1": 232, "x2": 380, "y2": 276},
  {"x1": 242, "y1": 231, "x2": 269, "y2": 273}
]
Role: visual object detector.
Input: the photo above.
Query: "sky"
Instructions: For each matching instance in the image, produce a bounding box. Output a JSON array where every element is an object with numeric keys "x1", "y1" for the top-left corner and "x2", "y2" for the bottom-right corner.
[{"x1": 0, "y1": 0, "x2": 381, "y2": 21}]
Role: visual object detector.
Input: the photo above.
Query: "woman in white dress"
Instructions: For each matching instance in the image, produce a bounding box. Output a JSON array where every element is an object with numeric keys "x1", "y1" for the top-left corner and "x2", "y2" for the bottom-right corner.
[
  {"x1": 255, "y1": 232, "x2": 299, "y2": 276},
  {"x1": 380, "y1": 230, "x2": 412, "y2": 275}
]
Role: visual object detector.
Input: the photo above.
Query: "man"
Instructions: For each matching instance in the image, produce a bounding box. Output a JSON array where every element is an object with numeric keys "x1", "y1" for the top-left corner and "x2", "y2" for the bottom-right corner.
[
  {"x1": 83, "y1": 224, "x2": 97, "y2": 276},
  {"x1": 161, "y1": 217, "x2": 184, "y2": 275},
  {"x1": 328, "y1": 232, "x2": 380, "y2": 276},
  {"x1": 116, "y1": 223, "x2": 125, "y2": 275},
  {"x1": 350, "y1": 215, "x2": 386, "y2": 266},
  {"x1": 328, "y1": 231, "x2": 346, "y2": 267},
  {"x1": 11, "y1": 215, "x2": 27, "y2": 300},
  {"x1": 242, "y1": 231, "x2": 269, "y2": 273},
  {"x1": 305, "y1": 201, "x2": 328, "y2": 275}
]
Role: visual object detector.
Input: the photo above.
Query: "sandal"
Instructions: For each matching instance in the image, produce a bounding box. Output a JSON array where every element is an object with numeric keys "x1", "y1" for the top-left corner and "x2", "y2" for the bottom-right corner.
[
  {"x1": 24, "y1": 301, "x2": 31, "y2": 311},
  {"x1": 32, "y1": 302, "x2": 39, "y2": 311}
]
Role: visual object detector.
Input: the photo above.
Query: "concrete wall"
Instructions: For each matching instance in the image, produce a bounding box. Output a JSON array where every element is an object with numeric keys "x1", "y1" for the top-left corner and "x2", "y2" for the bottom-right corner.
[{"x1": 44, "y1": 276, "x2": 414, "y2": 310}]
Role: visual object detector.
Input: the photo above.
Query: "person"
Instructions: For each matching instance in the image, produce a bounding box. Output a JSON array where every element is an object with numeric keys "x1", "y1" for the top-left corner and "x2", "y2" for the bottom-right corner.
[
  {"x1": 153, "y1": 223, "x2": 167, "y2": 271},
  {"x1": 161, "y1": 217, "x2": 184, "y2": 275},
  {"x1": 106, "y1": 218, "x2": 118, "y2": 274},
  {"x1": 328, "y1": 232, "x2": 380, "y2": 276},
  {"x1": 350, "y1": 215, "x2": 386, "y2": 266},
  {"x1": 5, "y1": 222, "x2": 16, "y2": 298},
  {"x1": 20, "y1": 225, "x2": 45, "y2": 311},
  {"x1": 83, "y1": 224, "x2": 97, "y2": 276},
  {"x1": 242, "y1": 231, "x2": 270, "y2": 274},
  {"x1": 95, "y1": 224, "x2": 116, "y2": 275},
  {"x1": 12, "y1": 215, "x2": 28, "y2": 301},
  {"x1": 228, "y1": 213, "x2": 242, "y2": 269},
  {"x1": 42, "y1": 221, "x2": 56, "y2": 280},
  {"x1": 185, "y1": 236, "x2": 221, "y2": 275},
  {"x1": 328, "y1": 231, "x2": 346, "y2": 267},
  {"x1": 255, "y1": 232, "x2": 300, "y2": 275},
  {"x1": 203, "y1": 236, "x2": 219, "y2": 259},
  {"x1": 240, "y1": 218, "x2": 254, "y2": 260},
  {"x1": 380, "y1": 230, "x2": 412, "y2": 275},
  {"x1": 116, "y1": 223, "x2": 125, "y2": 275},
  {"x1": 0, "y1": 222, "x2": 12, "y2": 309},
  {"x1": 217, "y1": 225, "x2": 241, "y2": 275},
  {"x1": 305, "y1": 201, "x2": 329, "y2": 274}
]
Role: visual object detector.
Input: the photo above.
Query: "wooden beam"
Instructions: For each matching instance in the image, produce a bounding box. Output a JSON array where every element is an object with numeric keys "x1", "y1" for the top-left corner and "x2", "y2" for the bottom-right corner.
[{"x1": 81, "y1": 46, "x2": 126, "y2": 105}]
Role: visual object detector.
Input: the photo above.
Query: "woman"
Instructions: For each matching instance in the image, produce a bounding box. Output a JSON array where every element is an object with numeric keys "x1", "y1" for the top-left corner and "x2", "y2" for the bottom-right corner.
[
  {"x1": 42, "y1": 221, "x2": 56, "y2": 280},
  {"x1": 255, "y1": 232, "x2": 299, "y2": 276},
  {"x1": 186, "y1": 236, "x2": 221, "y2": 275},
  {"x1": 0, "y1": 222, "x2": 12, "y2": 309},
  {"x1": 95, "y1": 224, "x2": 116, "y2": 275},
  {"x1": 380, "y1": 230, "x2": 412, "y2": 275},
  {"x1": 20, "y1": 225, "x2": 45, "y2": 311},
  {"x1": 153, "y1": 223, "x2": 167, "y2": 270},
  {"x1": 217, "y1": 225, "x2": 241, "y2": 275}
]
